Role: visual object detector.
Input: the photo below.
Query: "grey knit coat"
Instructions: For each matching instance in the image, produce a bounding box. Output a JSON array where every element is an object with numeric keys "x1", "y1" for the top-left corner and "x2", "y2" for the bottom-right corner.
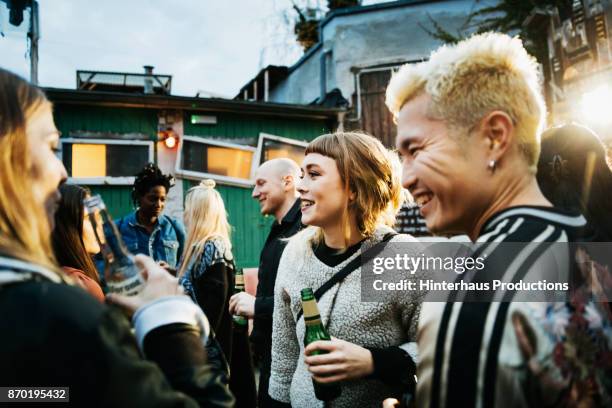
[{"x1": 268, "y1": 226, "x2": 423, "y2": 408}]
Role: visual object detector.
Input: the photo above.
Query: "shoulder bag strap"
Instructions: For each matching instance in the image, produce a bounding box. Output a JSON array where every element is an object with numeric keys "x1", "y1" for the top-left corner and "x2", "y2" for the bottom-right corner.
[{"x1": 296, "y1": 232, "x2": 397, "y2": 322}]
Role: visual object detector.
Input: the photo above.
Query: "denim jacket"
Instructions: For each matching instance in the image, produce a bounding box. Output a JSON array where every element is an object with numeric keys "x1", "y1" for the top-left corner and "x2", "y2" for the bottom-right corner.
[{"x1": 115, "y1": 210, "x2": 186, "y2": 269}]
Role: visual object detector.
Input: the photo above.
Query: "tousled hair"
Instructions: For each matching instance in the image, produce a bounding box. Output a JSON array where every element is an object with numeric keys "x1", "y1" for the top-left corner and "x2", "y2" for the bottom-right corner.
[
  {"x1": 386, "y1": 32, "x2": 546, "y2": 172},
  {"x1": 177, "y1": 179, "x2": 232, "y2": 278},
  {"x1": 537, "y1": 124, "x2": 612, "y2": 241},
  {"x1": 132, "y1": 163, "x2": 174, "y2": 207},
  {"x1": 302, "y1": 131, "x2": 402, "y2": 248},
  {"x1": 51, "y1": 184, "x2": 101, "y2": 282},
  {"x1": 0, "y1": 68, "x2": 59, "y2": 270}
]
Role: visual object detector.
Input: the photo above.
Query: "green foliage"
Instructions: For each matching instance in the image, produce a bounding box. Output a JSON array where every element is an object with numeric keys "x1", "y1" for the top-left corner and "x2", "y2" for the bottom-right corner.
[
  {"x1": 291, "y1": 0, "x2": 362, "y2": 52},
  {"x1": 422, "y1": 0, "x2": 573, "y2": 62}
]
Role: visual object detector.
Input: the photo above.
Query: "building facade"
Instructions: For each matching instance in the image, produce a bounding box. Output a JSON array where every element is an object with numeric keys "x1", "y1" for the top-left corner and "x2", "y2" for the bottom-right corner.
[
  {"x1": 237, "y1": 0, "x2": 474, "y2": 146},
  {"x1": 47, "y1": 82, "x2": 340, "y2": 268}
]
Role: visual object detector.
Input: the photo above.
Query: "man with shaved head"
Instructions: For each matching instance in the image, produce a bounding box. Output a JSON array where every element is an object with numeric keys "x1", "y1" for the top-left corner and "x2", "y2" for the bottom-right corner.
[{"x1": 229, "y1": 158, "x2": 302, "y2": 407}]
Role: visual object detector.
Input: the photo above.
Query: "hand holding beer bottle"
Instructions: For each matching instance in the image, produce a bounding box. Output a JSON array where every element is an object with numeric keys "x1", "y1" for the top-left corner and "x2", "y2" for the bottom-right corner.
[
  {"x1": 84, "y1": 195, "x2": 146, "y2": 296},
  {"x1": 302, "y1": 288, "x2": 375, "y2": 399},
  {"x1": 300, "y1": 287, "x2": 341, "y2": 401},
  {"x1": 84, "y1": 195, "x2": 184, "y2": 314},
  {"x1": 106, "y1": 254, "x2": 185, "y2": 314},
  {"x1": 232, "y1": 269, "x2": 248, "y2": 326}
]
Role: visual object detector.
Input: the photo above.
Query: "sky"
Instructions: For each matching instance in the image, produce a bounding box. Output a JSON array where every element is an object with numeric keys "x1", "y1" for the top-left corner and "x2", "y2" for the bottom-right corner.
[{"x1": 0, "y1": 0, "x2": 386, "y2": 98}]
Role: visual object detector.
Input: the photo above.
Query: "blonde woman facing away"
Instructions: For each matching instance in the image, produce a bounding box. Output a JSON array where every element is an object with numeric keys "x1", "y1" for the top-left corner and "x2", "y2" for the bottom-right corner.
[
  {"x1": 178, "y1": 179, "x2": 257, "y2": 406},
  {"x1": 268, "y1": 132, "x2": 424, "y2": 408},
  {"x1": 179, "y1": 179, "x2": 235, "y2": 359}
]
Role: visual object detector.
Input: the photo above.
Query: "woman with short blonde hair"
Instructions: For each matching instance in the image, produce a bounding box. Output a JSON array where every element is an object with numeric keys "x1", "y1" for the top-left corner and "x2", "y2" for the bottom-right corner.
[{"x1": 269, "y1": 131, "x2": 423, "y2": 407}]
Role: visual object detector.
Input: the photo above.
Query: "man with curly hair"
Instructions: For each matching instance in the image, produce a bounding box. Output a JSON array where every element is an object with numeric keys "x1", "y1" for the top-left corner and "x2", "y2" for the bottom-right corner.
[{"x1": 115, "y1": 163, "x2": 186, "y2": 272}]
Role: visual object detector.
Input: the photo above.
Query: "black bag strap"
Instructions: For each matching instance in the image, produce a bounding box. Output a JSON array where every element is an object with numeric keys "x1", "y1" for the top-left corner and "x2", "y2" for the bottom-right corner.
[{"x1": 296, "y1": 232, "x2": 397, "y2": 322}]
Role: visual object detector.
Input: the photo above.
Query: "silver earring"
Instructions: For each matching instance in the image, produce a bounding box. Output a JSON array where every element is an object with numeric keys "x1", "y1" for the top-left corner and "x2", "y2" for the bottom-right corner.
[{"x1": 488, "y1": 159, "x2": 497, "y2": 173}]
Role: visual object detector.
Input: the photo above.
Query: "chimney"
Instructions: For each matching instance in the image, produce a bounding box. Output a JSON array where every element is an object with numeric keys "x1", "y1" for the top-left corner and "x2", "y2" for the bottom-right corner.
[{"x1": 143, "y1": 65, "x2": 154, "y2": 94}]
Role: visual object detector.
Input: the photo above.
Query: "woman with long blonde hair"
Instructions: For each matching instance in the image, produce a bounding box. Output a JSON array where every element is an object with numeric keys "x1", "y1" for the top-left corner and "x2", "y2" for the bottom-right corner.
[
  {"x1": 0, "y1": 68, "x2": 233, "y2": 406},
  {"x1": 269, "y1": 131, "x2": 424, "y2": 408},
  {"x1": 179, "y1": 179, "x2": 257, "y2": 407},
  {"x1": 179, "y1": 179, "x2": 235, "y2": 358}
]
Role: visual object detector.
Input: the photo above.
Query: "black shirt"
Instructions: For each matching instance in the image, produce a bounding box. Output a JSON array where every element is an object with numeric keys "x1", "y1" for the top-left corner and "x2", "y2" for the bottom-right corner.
[
  {"x1": 313, "y1": 239, "x2": 363, "y2": 267},
  {"x1": 251, "y1": 199, "x2": 303, "y2": 362}
]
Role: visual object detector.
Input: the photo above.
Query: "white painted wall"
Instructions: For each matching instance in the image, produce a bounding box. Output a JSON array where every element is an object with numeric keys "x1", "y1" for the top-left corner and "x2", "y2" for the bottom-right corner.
[
  {"x1": 269, "y1": 0, "x2": 474, "y2": 105},
  {"x1": 156, "y1": 111, "x2": 185, "y2": 220}
]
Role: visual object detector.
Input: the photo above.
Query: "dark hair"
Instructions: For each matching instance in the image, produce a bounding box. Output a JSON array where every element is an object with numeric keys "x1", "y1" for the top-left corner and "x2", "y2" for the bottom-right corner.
[
  {"x1": 51, "y1": 184, "x2": 100, "y2": 283},
  {"x1": 132, "y1": 163, "x2": 174, "y2": 206},
  {"x1": 537, "y1": 124, "x2": 612, "y2": 240}
]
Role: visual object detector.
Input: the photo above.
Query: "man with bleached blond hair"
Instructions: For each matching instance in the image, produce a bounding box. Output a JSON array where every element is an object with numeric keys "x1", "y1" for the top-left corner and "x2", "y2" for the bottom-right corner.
[{"x1": 385, "y1": 32, "x2": 599, "y2": 408}]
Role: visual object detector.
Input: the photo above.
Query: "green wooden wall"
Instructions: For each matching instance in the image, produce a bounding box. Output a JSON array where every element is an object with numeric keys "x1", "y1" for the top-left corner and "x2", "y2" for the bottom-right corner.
[
  {"x1": 54, "y1": 104, "x2": 156, "y2": 219},
  {"x1": 184, "y1": 111, "x2": 329, "y2": 142},
  {"x1": 54, "y1": 105, "x2": 158, "y2": 137},
  {"x1": 183, "y1": 112, "x2": 330, "y2": 268},
  {"x1": 184, "y1": 180, "x2": 275, "y2": 269},
  {"x1": 53, "y1": 103, "x2": 331, "y2": 268},
  {"x1": 88, "y1": 185, "x2": 134, "y2": 219}
]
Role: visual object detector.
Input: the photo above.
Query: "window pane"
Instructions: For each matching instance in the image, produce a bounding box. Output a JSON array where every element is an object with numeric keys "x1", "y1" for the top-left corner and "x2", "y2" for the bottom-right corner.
[
  {"x1": 182, "y1": 140, "x2": 207, "y2": 173},
  {"x1": 62, "y1": 143, "x2": 73, "y2": 175},
  {"x1": 182, "y1": 140, "x2": 253, "y2": 180},
  {"x1": 65, "y1": 142, "x2": 150, "y2": 178},
  {"x1": 207, "y1": 146, "x2": 253, "y2": 179},
  {"x1": 106, "y1": 145, "x2": 149, "y2": 177},
  {"x1": 72, "y1": 144, "x2": 106, "y2": 177},
  {"x1": 263, "y1": 139, "x2": 306, "y2": 165}
]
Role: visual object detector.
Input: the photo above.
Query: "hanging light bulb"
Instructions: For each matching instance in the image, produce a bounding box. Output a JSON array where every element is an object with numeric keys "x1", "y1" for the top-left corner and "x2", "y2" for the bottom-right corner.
[{"x1": 164, "y1": 133, "x2": 177, "y2": 149}]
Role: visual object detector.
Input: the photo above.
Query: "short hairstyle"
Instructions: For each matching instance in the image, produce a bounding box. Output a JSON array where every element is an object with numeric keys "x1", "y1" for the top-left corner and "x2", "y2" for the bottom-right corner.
[
  {"x1": 267, "y1": 158, "x2": 300, "y2": 179},
  {"x1": 386, "y1": 32, "x2": 546, "y2": 171},
  {"x1": 132, "y1": 163, "x2": 174, "y2": 206},
  {"x1": 304, "y1": 131, "x2": 402, "y2": 247}
]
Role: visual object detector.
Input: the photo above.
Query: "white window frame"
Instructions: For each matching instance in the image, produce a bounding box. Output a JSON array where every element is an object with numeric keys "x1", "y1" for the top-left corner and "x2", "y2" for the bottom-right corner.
[
  {"x1": 59, "y1": 138, "x2": 154, "y2": 185},
  {"x1": 175, "y1": 135, "x2": 257, "y2": 188},
  {"x1": 251, "y1": 132, "x2": 309, "y2": 178}
]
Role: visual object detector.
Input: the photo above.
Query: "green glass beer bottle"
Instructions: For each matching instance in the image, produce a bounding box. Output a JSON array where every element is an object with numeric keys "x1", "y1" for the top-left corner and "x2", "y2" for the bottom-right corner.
[
  {"x1": 233, "y1": 269, "x2": 248, "y2": 326},
  {"x1": 301, "y1": 287, "x2": 341, "y2": 401}
]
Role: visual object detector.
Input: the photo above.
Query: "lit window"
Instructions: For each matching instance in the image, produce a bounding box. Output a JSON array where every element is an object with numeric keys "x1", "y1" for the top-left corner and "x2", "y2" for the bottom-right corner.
[
  {"x1": 60, "y1": 139, "x2": 153, "y2": 184},
  {"x1": 253, "y1": 133, "x2": 308, "y2": 168},
  {"x1": 177, "y1": 136, "x2": 255, "y2": 186},
  {"x1": 72, "y1": 144, "x2": 106, "y2": 177}
]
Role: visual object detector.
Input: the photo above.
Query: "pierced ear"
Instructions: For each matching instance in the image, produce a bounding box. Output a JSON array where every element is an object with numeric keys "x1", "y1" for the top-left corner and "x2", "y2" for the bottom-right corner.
[
  {"x1": 480, "y1": 111, "x2": 514, "y2": 169},
  {"x1": 483, "y1": 111, "x2": 513, "y2": 151}
]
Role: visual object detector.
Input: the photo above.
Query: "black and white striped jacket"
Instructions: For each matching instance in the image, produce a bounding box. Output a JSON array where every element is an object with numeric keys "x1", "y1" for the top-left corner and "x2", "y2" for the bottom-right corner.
[{"x1": 416, "y1": 206, "x2": 589, "y2": 408}]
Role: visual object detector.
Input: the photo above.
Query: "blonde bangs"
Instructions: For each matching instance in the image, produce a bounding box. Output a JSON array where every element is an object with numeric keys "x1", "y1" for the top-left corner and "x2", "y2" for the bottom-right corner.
[{"x1": 304, "y1": 132, "x2": 402, "y2": 249}]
